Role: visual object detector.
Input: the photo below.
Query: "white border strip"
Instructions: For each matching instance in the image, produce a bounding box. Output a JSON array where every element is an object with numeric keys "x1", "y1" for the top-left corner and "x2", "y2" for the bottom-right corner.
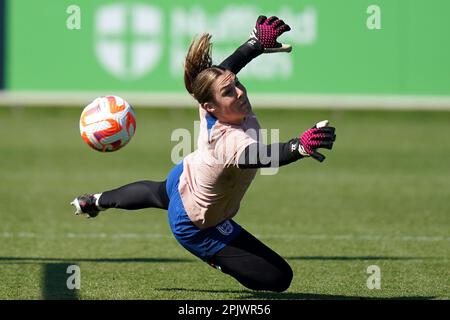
[{"x1": 1, "y1": 91, "x2": 450, "y2": 110}]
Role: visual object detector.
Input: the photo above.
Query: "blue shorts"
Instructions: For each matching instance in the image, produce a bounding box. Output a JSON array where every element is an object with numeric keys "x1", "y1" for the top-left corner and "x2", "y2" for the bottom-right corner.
[{"x1": 165, "y1": 161, "x2": 242, "y2": 261}]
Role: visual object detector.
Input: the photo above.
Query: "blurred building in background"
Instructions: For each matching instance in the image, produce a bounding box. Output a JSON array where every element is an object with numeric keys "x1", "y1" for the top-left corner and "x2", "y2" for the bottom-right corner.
[{"x1": 0, "y1": 0, "x2": 449, "y2": 109}]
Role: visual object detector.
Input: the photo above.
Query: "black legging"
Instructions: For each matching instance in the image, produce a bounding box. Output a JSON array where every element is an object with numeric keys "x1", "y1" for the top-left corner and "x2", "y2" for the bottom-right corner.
[
  {"x1": 98, "y1": 180, "x2": 169, "y2": 210},
  {"x1": 208, "y1": 229, "x2": 293, "y2": 292},
  {"x1": 97, "y1": 180, "x2": 292, "y2": 292}
]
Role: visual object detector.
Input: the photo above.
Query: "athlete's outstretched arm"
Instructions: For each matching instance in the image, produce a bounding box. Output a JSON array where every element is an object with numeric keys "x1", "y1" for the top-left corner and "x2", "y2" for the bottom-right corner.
[
  {"x1": 238, "y1": 121, "x2": 336, "y2": 168},
  {"x1": 219, "y1": 16, "x2": 291, "y2": 74}
]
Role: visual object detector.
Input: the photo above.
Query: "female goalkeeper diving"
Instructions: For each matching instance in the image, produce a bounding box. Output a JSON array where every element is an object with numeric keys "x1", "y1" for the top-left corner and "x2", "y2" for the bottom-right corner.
[{"x1": 71, "y1": 16, "x2": 336, "y2": 292}]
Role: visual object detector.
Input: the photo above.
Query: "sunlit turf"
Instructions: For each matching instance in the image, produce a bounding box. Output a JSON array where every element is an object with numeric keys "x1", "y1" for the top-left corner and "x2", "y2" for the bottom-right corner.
[{"x1": 0, "y1": 107, "x2": 448, "y2": 299}]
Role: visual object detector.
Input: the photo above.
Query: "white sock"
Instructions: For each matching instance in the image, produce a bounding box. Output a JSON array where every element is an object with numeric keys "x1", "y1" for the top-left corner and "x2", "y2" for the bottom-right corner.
[{"x1": 94, "y1": 193, "x2": 106, "y2": 211}]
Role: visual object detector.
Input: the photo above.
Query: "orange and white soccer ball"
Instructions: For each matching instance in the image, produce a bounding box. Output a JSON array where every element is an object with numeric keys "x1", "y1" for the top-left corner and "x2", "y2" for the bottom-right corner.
[{"x1": 79, "y1": 96, "x2": 136, "y2": 152}]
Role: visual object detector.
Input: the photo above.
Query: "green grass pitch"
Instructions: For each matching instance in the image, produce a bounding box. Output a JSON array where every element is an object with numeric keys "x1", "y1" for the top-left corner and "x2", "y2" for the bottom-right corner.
[{"x1": 0, "y1": 106, "x2": 448, "y2": 299}]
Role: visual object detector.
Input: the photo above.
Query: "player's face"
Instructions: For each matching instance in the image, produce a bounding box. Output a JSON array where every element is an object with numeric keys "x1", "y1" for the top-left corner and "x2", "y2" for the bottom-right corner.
[{"x1": 208, "y1": 71, "x2": 251, "y2": 124}]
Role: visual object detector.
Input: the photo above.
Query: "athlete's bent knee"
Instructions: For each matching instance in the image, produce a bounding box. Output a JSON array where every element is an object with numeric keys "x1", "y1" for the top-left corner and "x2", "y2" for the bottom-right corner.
[
  {"x1": 258, "y1": 262, "x2": 293, "y2": 292},
  {"x1": 271, "y1": 265, "x2": 293, "y2": 292}
]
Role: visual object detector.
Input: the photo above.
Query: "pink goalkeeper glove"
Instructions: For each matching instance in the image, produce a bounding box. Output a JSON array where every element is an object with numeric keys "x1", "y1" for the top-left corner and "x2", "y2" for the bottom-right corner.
[
  {"x1": 298, "y1": 120, "x2": 336, "y2": 162},
  {"x1": 249, "y1": 15, "x2": 292, "y2": 53}
]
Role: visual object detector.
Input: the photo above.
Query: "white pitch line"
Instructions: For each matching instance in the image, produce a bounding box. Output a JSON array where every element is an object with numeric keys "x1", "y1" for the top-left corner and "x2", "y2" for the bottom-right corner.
[
  {"x1": 3, "y1": 91, "x2": 450, "y2": 110},
  {"x1": 0, "y1": 232, "x2": 448, "y2": 242}
]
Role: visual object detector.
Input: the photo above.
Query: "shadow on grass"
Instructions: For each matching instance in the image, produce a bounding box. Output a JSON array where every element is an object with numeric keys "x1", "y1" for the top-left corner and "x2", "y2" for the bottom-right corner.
[
  {"x1": 286, "y1": 256, "x2": 446, "y2": 261},
  {"x1": 42, "y1": 263, "x2": 79, "y2": 300},
  {"x1": 155, "y1": 288, "x2": 436, "y2": 300},
  {"x1": 0, "y1": 257, "x2": 194, "y2": 264},
  {"x1": 1, "y1": 255, "x2": 444, "y2": 265},
  {"x1": 0, "y1": 257, "x2": 192, "y2": 300},
  {"x1": 1, "y1": 256, "x2": 440, "y2": 300}
]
